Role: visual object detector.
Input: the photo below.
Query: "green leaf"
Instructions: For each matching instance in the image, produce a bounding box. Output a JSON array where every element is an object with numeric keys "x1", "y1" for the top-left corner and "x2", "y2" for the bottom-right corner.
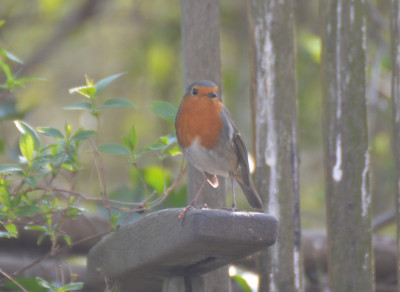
[
  {"x1": 24, "y1": 225, "x2": 48, "y2": 232},
  {"x1": 144, "y1": 141, "x2": 166, "y2": 151},
  {"x1": 110, "y1": 213, "x2": 121, "y2": 230},
  {"x1": 66, "y1": 206, "x2": 85, "y2": 218},
  {"x1": 0, "y1": 164, "x2": 23, "y2": 174},
  {"x1": 122, "y1": 126, "x2": 137, "y2": 152},
  {"x1": 37, "y1": 127, "x2": 64, "y2": 138},
  {"x1": 69, "y1": 85, "x2": 96, "y2": 99},
  {"x1": 98, "y1": 143, "x2": 131, "y2": 156},
  {"x1": 143, "y1": 166, "x2": 166, "y2": 193},
  {"x1": 36, "y1": 277, "x2": 53, "y2": 289},
  {"x1": 59, "y1": 282, "x2": 84, "y2": 292},
  {"x1": 5, "y1": 51, "x2": 23, "y2": 64},
  {"x1": 63, "y1": 101, "x2": 92, "y2": 111},
  {"x1": 231, "y1": 275, "x2": 252, "y2": 292},
  {"x1": 150, "y1": 100, "x2": 177, "y2": 123},
  {"x1": 5, "y1": 223, "x2": 18, "y2": 238},
  {"x1": 166, "y1": 145, "x2": 182, "y2": 157},
  {"x1": 14, "y1": 206, "x2": 41, "y2": 216},
  {"x1": 0, "y1": 20, "x2": 5, "y2": 28},
  {"x1": 65, "y1": 124, "x2": 72, "y2": 139},
  {"x1": 0, "y1": 58, "x2": 13, "y2": 80},
  {"x1": 14, "y1": 120, "x2": 41, "y2": 150},
  {"x1": 0, "y1": 182, "x2": 11, "y2": 208},
  {"x1": 98, "y1": 98, "x2": 135, "y2": 109},
  {"x1": 71, "y1": 130, "x2": 96, "y2": 142},
  {"x1": 59, "y1": 234, "x2": 72, "y2": 245},
  {"x1": 3, "y1": 277, "x2": 47, "y2": 292},
  {"x1": 94, "y1": 72, "x2": 125, "y2": 95},
  {"x1": 24, "y1": 176, "x2": 37, "y2": 188},
  {"x1": 20, "y1": 133, "x2": 35, "y2": 161},
  {"x1": 129, "y1": 126, "x2": 138, "y2": 150},
  {"x1": 37, "y1": 233, "x2": 48, "y2": 245},
  {"x1": 16, "y1": 76, "x2": 45, "y2": 83},
  {"x1": 122, "y1": 136, "x2": 132, "y2": 152}
]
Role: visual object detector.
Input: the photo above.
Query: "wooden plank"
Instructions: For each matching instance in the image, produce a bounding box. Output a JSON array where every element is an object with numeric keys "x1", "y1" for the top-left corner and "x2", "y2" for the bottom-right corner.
[
  {"x1": 247, "y1": 0, "x2": 301, "y2": 291},
  {"x1": 180, "y1": 0, "x2": 225, "y2": 209},
  {"x1": 180, "y1": 0, "x2": 227, "y2": 289},
  {"x1": 320, "y1": 0, "x2": 374, "y2": 291},
  {"x1": 391, "y1": 0, "x2": 400, "y2": 289},
  {"x1": 86, "y1": 208, "x2": 278, "y2": 291}
]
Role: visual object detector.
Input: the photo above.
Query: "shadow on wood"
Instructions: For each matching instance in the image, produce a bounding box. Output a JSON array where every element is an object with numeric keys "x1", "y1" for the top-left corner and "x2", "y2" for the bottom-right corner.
[{"x1": 86, "y1": 208, "x2": 278, "y2": 290}]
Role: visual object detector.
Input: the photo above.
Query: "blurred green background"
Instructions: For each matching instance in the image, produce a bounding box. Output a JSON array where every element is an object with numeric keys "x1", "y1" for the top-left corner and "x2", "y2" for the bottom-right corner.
[{"x1": 0, "y1": 0, "x2": 395, "y2": 231}]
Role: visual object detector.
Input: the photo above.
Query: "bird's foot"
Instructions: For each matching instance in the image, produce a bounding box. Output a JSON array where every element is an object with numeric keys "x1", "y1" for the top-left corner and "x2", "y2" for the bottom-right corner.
[
  {"x1": 222, "y1": 205, "x2": 239, "y2": 212},
  {"x1": 179, "y1": 203, "x2": 210, "y2": 219},
  {"x1": 179, "y1": 205, "x2": 193, "y2": 219}
]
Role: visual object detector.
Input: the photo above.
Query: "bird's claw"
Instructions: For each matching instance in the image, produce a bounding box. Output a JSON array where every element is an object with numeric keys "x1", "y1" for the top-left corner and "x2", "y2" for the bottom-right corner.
[{"x1": 179, "y1": 205, "x2": 193, "y2": 219}]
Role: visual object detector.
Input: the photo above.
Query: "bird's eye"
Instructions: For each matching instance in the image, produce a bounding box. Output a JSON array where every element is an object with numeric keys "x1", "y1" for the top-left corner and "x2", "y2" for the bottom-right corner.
[{"x1": 192, "y1": 88, "x2": 198, "y2": 95}]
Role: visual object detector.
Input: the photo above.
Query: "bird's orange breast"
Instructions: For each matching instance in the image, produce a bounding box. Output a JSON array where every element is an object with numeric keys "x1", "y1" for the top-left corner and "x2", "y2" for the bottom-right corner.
[{"x1": 176, "y1": 96, "x2": 223, "y2": 149}]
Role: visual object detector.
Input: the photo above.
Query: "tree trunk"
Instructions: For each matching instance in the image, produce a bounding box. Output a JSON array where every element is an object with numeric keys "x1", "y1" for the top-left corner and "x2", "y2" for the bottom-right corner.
[
  {"x1": 320, "y1": 0, "x2": 375, "y2": 291},
  {"x1": 247, "y1": 0, "x2": 301, "y2": 291}
]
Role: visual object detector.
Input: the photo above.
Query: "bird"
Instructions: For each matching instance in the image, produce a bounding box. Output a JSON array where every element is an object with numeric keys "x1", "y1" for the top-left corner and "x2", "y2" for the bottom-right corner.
[{"x1": 175, "y1": 80, "x2": 263, "y2": 217}]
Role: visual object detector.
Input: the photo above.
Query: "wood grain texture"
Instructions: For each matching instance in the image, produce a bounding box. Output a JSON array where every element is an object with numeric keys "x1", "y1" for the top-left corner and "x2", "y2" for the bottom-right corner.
[
  {"x1": 247, "y1": 0, "x2": 301, "y2": 291},
  {"x1": 180, "y1": 1, "x2": 227, "y2": 289},
  {"x1": 391, "y1": 0, "x2": 400, "y2": 289},
  {"x1": 321, "y1": 0, "x2": 374, "y2": 291},
  {"x1": 180, "y1": 0, "x2": 225, "y2": 209}
]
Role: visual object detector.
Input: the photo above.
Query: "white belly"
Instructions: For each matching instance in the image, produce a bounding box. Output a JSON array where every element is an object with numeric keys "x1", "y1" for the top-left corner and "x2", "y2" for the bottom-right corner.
[{"x1": 182, "y1": 138, "x2": 238, "y2": 177}]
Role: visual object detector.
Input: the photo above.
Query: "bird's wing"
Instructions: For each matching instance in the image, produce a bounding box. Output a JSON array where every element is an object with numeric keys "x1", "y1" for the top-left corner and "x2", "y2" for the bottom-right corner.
[{"x1": 221, "y1": 107, "x2": 251, "y2": 185}]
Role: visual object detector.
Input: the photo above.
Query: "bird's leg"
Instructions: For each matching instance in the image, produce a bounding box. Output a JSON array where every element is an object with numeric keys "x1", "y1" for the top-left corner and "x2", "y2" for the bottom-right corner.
[
  {"x1": 179, "y1": 178, "x2": 208, "y2": 218},
  {"x1": 230, "y1": 174, "x2": 237, "y2": 211}
]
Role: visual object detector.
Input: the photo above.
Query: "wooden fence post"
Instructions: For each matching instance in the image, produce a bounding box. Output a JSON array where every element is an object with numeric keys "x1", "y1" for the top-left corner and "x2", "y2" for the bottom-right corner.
[
  {"x1": 247, "y1": 0, "x2": 301, "y2": 291},
  {"x1": 180, "y1": 0, "x2": 229, "y2": 291},
  {"x1": 391, "y1": 0, "x2": 400, "y2": 289},
  {"x1": 320, "y1": 0, "x2": 375, "y2": 291}
]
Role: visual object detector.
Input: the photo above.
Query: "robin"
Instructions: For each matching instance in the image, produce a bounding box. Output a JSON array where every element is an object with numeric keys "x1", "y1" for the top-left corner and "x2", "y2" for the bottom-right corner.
[{"x1": 175, "y1": 80, "x2": 264, "y2": 217}]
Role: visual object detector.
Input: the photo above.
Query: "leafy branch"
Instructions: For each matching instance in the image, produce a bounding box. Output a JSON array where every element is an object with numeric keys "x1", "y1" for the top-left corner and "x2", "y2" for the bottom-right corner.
[{"x1": 0, "y1": 72, "x2": 184, "y2": 291}]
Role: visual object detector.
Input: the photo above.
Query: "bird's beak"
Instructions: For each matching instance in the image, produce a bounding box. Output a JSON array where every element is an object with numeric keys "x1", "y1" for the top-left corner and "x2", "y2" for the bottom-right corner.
[{"x1": 208, "y1": 92, "x2": 218, "y2": 98}]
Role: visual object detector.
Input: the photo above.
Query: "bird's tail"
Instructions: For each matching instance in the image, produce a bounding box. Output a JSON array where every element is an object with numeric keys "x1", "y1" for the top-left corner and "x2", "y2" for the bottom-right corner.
[{"x1": 236, "y1": 176, "x2": 264, "y2": 210}]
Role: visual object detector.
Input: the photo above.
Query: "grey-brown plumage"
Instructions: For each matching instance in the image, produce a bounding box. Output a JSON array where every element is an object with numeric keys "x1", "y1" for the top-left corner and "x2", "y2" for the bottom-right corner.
[{"x1": 175, "y1": 80, "x2": 264, "y2": 214}]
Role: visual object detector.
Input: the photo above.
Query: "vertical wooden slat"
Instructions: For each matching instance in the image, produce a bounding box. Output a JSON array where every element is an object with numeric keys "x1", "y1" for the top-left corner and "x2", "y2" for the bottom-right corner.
[
  {"x1": 180, "y1": 0, "x2": 225, "y2": 210},
  {"x1": 247, "y1": 0, "x2": 301, "y2": 291},
  {"x1": 321, "y1": 0, "x2": 374, "y2": 291},
  {"x1": 391, "y1": 0, "x2": 400, "y2": 290},
  {"x1": 180, "y1": 0, "x2": 229, "y2": 291}
]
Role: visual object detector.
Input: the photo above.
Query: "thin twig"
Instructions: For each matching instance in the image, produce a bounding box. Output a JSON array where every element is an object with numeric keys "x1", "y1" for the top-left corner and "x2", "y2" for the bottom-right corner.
[
  {"x1": 88, "y1": 138, "x2": 112, "y2": 219},
  {"x1": 11, "y1": 229, "x2": 111, "y2": 278},
  {"x1": 7, "y1": 161, "x2": 186, "y2": 280},
  {"x1": 49, "y1": 187, "x2": 145, "y2": 206},
  {"x1": 0, "y1": 269, "x2": 28, "y2": 292}
]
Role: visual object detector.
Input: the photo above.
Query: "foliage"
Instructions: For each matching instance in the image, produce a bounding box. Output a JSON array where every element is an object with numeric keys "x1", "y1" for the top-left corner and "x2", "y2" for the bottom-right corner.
[
  {"x1": 0, "y1": 49, "x2": 42, "y2": 91},
  {"x1": 231, "y1": 275, "x2": 253, "y2": 292},
  {"x1": 0, "y1": 42, "x2": 183, "y2": 289}
]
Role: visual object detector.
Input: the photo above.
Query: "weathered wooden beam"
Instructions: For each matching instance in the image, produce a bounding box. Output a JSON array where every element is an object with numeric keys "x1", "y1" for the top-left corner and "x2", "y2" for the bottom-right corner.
[
  {"x1": 86, "y1": 208, "x2": 278, "y2": 291},
  {"x1": 180, "y1": 0, "x2": 225, "y2": 208},
  {"x1": 180, "y1": 0, "x2": 227, "y2": 288},
  {"x1": 247, "y1": 0, "x2": 301, "y2": 291},
  {"x1": 391, "y1": 0, "x2": 400, "y2": 289},
  {"x1": 321, "y1": 0, "x2": 374, "y2": 291}
]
